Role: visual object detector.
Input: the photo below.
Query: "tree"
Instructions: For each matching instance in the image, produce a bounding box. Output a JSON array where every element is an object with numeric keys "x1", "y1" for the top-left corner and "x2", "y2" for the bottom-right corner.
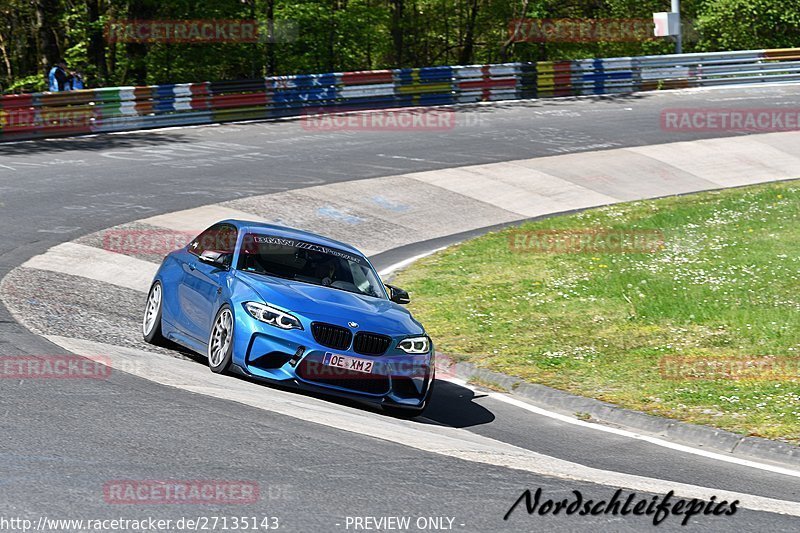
[
  {"x1": 695, "y1": 0, "x2": 800, "y2": 51},
  {"x1": 87, "y1": 0, "x2": 107, "y2": 82},
  {"x1": 389, "y1": 0, "x2": 404, "y2": 65},
  {"x1": 0, "y1": 0, "x2": 795, "y2": 93},
  {"x1": 458, "y1": 0, "x2": 479, "y2": 64},
  {"x1": 35, "y1": 0, "x2": 61, "y2": 72}
]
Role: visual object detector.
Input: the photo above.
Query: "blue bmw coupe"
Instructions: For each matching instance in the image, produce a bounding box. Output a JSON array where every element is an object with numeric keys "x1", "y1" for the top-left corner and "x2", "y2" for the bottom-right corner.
[{"x1": 142, "y1": 220, "x2": 435, "y2": 416}]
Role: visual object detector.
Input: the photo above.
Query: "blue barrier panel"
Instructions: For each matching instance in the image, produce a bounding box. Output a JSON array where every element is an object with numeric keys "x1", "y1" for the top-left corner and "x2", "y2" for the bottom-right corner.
[
  {"x1": 152, "y1": 84, "x2": 176, "y2": 113},
  {"x1": 4, "y1": 48, "x2": 800, "y2": 142},
  {"x1": 393, "y1": 67, "x2": 453, "y2": 85},
  {"x1": 393, "y1": 93, "x2": 455, "y2": 107},
  {"x1": 591, "y1": 59, "x2": 605, "y2": 94},
  {"x1": 518, "y1": 63, "x2": 537, "y2": 99},
  {"x1": 268, "y1": 73, "x2": 339, "y2": 108},
  {"x1": 393, "y1": 66, "x2": 455, "y2": 106}
]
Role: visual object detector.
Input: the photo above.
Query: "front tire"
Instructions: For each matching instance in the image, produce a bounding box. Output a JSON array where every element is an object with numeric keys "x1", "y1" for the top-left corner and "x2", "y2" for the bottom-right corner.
[
  {"x1": 208, "y1": 305, "x2": 234, "y2": 374},
  {"x1": 142, "y1": 281, "x2": 166, "y2": 345}
]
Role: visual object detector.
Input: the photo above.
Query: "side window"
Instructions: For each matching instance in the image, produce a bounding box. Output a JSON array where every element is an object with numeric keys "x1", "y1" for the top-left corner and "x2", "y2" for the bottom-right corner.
[{"x1": 189, "y1": 224, "x2": 238, "y2": 257}]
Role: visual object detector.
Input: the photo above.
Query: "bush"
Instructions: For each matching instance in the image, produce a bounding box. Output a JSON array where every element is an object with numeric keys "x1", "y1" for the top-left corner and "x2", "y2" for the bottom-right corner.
[{"x1": 696, "y1": 0, "x2": 800, "y2": 51}]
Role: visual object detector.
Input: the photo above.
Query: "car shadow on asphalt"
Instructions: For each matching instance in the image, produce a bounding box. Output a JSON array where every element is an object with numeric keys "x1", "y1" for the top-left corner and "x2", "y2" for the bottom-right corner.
[
  {"x1": 176, "y1": 349, "x2": 495, "y2": 428},
  {"x1": 418, "y1": 380, "x2": 495, "y2": 428},
  {"x1": 0, "y1": 131, "x2": 195, "y2": 155}
]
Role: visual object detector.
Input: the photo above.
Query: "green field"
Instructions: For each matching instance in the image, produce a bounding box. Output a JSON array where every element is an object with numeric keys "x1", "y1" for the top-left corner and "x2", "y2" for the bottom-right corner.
[{"x1": 395, "y1": 181, "x2": 800, "y2": 443}]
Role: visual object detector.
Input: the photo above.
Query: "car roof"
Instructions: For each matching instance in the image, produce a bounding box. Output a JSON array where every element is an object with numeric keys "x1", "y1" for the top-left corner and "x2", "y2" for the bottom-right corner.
[{"x1": 220, "y1": 219, "x2": 366, "y2": 257}]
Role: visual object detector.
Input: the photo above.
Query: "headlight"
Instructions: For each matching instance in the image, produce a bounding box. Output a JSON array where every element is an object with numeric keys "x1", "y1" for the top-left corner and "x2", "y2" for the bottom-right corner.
[
  {"x1": 397, "y1": 336, "x2": 430, "y2": 354},
  {"x1": 244, "y1": 302, "x2": 303, "y2": 330}
]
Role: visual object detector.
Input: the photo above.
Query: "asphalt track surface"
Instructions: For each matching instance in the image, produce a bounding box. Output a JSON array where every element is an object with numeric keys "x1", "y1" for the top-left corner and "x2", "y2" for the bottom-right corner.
[{"x1": 1, "y1": 84, "x2": 800, "y2": 531}]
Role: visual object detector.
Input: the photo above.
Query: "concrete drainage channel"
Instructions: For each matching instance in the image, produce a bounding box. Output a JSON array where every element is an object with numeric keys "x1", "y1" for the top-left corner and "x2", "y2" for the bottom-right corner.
[{"x1": 4, "y1": 130, "x2": 800, "y2": 469}]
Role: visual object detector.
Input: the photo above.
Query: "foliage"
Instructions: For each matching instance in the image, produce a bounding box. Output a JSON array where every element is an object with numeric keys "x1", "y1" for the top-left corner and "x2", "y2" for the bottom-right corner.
[
  {"x1": 394, "y1": 181, "x2": 800, "y2": 443},
  {"x1": 695, "y1": 0, "x2": 800, "y2": 51},
  {"x1": 0, "y1": 0, "x2": 794, "y2": 92}
]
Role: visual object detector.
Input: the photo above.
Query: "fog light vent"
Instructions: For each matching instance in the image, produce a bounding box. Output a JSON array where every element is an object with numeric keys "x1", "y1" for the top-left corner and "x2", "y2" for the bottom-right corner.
[{"x1": 289, "y1": 346, "x2": 305, "y2": 367}]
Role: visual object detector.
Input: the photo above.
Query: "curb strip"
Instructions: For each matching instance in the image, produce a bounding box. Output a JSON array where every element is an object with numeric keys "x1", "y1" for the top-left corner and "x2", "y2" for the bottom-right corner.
[{"x1": 444, "y1": 359, "x2": 800, "y2": 469}]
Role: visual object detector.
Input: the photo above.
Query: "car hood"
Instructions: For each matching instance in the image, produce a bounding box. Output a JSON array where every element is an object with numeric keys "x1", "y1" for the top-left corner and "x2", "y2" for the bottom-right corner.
[{"x1": 234, "y1": 271, "x2": 424, "y2": 335}]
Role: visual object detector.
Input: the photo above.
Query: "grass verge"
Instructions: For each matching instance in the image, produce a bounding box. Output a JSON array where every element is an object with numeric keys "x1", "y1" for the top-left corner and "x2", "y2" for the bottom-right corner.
[{"x1": 395, "y1": 181, "x2": 800, "y2": 443}]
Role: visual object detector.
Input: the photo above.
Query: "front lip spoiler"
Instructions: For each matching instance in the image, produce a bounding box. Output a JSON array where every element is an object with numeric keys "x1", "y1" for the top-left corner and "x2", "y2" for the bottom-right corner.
[{"x1": 231, "y1": 363, "x2": 426, "y2": 410}]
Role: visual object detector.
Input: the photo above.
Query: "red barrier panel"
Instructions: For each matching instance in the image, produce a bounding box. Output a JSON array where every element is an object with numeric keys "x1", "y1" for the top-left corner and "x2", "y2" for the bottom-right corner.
[
  {"x1": 0, "y1": 94, "x2": 37, "y2": 138},
  {"x1": 763, "y1": 49, "x2": 800, "y2": 61},
  {"x1": 2, "y1": 48, "x2": 800, "y2": 142},
  {"x1": 38, "y1": 90, "x2": 95, "y2": 107},
  {"x1": 553, "y1": 61, "x2": 573, "y2": 96},
  {"x1": 36, "y1": 91, "x2": 95, "y2": 136},
  {"x1": 342, "y1": 70, "x2": 394, "y2": 85},
  {"x1": 189, "y1": 82, "x2": 210, "y2": 109},
  {"x1": 40, "y1": 105, "x2": 94, "y2": 136},
  {"x1": 209, "y1": 92, "x2": 269, "y2": 109},
  {"x1": 134, "y1": 86, "x2": 154, "y2": 115}
]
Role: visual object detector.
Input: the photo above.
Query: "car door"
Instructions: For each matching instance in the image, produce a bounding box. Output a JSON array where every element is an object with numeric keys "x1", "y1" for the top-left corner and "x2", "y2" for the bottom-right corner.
[{"x1": 178, "y1": 223, "x2": 238, "y2": 343}]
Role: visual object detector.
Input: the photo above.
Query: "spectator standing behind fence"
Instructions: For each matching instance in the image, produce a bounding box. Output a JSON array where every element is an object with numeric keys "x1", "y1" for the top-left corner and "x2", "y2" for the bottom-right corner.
[
  {"x1": 71, "y1": 70, "x2": 85, "y2": 90},
  {"x1": 47, "y1": 60, "x2": 73, "y2": 92}
]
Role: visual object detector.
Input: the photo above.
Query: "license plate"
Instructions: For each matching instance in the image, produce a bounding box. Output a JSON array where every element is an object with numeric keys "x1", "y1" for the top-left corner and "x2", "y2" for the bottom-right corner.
[{"x1": 323, "y1": 352, "x2": 373, "y2": 374}]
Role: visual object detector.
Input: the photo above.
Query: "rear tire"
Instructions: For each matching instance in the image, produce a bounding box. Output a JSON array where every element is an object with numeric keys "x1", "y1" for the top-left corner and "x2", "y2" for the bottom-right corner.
[
  {"x1": 208, "y1": 305, "x2": 234, "y2": 374},
  {"x1": 142, "y1": 282, "x2": 166, "y2": 345}
]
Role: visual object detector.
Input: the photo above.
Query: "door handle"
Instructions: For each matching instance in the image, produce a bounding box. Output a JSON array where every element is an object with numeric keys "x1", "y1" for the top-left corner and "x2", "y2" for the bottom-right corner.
[{"x1": 189, "y1": 263, "x2": 196, "y2": 271}]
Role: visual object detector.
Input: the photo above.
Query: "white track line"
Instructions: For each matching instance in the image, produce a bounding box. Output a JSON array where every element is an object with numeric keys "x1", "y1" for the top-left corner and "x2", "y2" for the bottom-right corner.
[
  {"x1": 378, "y1": 246, "x2": 800, "y2": 479},
  {"x1": 10, "y1": 129, "x2": 800, "y2": 482},
  {"x1": 45, "y1": 335, "x2": 800, "y2": 517},
  {"x1": 16, "y1": 222, "x2": 800, "y2": 480},
  {"x1": 446, "y1": 377, "x2": 800, "y2": 479},
  {"x1": 378, "y1": 247, "x2": 448, "y2": 277}
]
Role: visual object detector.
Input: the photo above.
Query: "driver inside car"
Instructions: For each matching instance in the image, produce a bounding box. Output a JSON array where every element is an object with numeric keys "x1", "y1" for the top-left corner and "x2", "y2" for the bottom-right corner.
[{"x1": 312, "y1": 258, "x2": 337, "y2": 286}]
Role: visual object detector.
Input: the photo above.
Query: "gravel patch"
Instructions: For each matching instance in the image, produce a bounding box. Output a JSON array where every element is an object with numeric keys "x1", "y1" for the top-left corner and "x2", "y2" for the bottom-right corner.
[{"x1": 0, "y1": 267, "x2": 191, "y2": 360}]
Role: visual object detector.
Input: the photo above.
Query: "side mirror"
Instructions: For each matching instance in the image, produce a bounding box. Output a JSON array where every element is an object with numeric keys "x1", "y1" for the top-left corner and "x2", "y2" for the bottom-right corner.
[
  {"x1": 386, "y1": 284, "x2": 410, "y2": 304},
  {"x1": 198, "y1": 250, "x2": 231, "y2": 269}
]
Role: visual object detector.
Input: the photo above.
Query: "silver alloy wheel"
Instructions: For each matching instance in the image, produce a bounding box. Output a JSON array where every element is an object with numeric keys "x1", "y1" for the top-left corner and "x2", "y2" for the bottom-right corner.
[
  {"x1": 142, "y1": 283, "x2": 162, "y2": 336},
  {"x1": 209, "y1": 309, "x2": 233, "y2": 368}
]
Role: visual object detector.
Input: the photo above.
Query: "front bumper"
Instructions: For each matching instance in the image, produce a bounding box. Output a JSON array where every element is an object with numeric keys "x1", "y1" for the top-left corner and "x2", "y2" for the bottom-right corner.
[{"x1": 232, "y1": 316, "x2": 433, "y2": 408}]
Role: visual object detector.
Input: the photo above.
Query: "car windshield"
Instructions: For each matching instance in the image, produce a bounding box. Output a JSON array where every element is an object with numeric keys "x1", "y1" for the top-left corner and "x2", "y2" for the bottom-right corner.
[{"x1": 237, "y1": 233, "x2": 386, "y2": 299}]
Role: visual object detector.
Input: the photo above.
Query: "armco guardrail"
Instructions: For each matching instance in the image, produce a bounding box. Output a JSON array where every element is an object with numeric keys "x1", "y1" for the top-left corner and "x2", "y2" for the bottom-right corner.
[{"x1": 1, "y1": 48, "x2": 799, "y2": 142}]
